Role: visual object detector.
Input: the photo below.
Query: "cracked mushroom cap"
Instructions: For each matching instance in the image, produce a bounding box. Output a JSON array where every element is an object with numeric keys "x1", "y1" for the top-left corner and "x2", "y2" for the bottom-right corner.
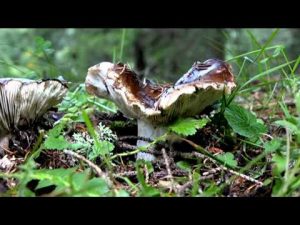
[
  {"x1": 85, "y1": 59, "x2": 236, "y2": 125},
  {"x1": 0, "y1": 78, "x2": 68, "y2": 134}
]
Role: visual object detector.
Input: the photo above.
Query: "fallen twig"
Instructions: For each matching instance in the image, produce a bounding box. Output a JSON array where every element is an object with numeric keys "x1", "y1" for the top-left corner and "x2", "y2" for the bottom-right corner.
[
  {"x1": 63, "y1": 150, "x2": 112, "y2": 186},
  {"x1": 177, "y1": 174, "x2": 215, "y2": 196},
  {"x1": 111, "y1": 133, "x2": 167, "y2": 160},
  {"x1": 177, "y1": 138, "x2": 264, "y2": 187},
  {"x1": 144, "y1": 165, "x2": 149, "y2": 184},
  {"x1": 219, "y1": 166, "x2": 263, "y2": 186},
  {"x1": 116, "y1": 142, "x2": 136, "y2": 150},
  {"x1": 118, "y1": 136, "x2": 154, "y2": 142},
  {"x1": 114, "y1": 171, "x2": 137, "y2": 177},
  {"x1": 153, "y1": 169, "x2": 189, "y2": 179},
  {"x1": 162, "y1": 148, "x2": 176, "y2": 192},
  {"x1": 195, "y1": 151, "x2": 263, "y2": 186}
]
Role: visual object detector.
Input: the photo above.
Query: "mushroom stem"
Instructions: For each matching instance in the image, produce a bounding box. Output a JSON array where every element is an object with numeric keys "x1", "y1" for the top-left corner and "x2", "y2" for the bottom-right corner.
[
  {"x1": 136, "y1": 120, "x2": 167, "y2": 161},
  {"x1": 137, "y1": 120, "x2": 167, "y2": 147},
  {"x1": 0, "y1": 134, "x2": 10, "y2": 157}
]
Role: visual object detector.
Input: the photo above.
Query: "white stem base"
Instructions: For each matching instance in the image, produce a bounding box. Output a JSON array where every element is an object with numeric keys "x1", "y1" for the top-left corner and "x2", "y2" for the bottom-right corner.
[
  {"x1": 136, "y1": 120, "x2": 167, "y2": 161},
  {"x1": 137, "y1": 120, "x2": 167, "y2": 146},
  {"x1": 0, "y1": 135, "x2": 10, "y2": 157}
]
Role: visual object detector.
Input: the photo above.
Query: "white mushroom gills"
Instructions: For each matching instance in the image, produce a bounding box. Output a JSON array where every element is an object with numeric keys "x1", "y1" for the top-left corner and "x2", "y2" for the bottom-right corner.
[{"x1": 0, "y1": 78, "x2": 68, "y2": 156}]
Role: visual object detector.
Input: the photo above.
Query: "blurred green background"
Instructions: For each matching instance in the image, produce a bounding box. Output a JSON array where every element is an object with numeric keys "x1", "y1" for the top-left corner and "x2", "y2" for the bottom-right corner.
[{"x1": 0, "y1": 28, "x2": 299, "y2": 83}]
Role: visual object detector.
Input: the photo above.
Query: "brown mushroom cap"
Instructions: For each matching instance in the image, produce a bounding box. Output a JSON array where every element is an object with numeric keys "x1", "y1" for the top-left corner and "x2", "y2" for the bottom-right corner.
[
  {"x1": 0, "y1": 78, "x2": 68, "y2": 134},
  {"x1": 85, "y1": 59, "x2": 236, "y2": 125}
]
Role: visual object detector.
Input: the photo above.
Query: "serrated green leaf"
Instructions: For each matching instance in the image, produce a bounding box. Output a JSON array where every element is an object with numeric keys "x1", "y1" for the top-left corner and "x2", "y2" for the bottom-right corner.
[
  {"x1": 264, "y1": 138, "x2": 281, "y2": 153},
  {"x1": 216, "y1": 152, "x2": 238, "y2": 167},
  {"x1": 46, "y1": 122, "x2": 65, "y2": 138},
  {"x1": 35, "y1": 168, "x2": 109, "y2": 196},
  {"x1": 68, "y1": 107, "x2": 78, "y2": 113},
  {"x1": 44, "y1": 135, "x2": 71, "y2": 150},
  {"x1": 35, "y1": 168, "x2": 77, "y2": 190},
  {"x1": 89, "y1": 140, "x2": 114, "y2": 159},
  {"x1": 169, "y1": 118, "x2": 209, "y2": 136},
  {"x1": 224, "y1": 104, "x2": 267, "y2": 139}
]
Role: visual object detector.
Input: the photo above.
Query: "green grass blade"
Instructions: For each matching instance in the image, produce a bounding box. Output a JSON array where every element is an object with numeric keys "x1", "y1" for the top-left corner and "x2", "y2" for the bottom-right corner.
[
  {"x1": 253, "y1": 29, "x2": 279, "y2": 62},
  {"x1": 240, "y1": 60, "x2": 295, "y2": 90},
  {"x1": 226, "y1": 45, "x2": 283, "y2": 62},
  {"x1": 119, "y1": 29, "x2": 126, "y2": 62}
]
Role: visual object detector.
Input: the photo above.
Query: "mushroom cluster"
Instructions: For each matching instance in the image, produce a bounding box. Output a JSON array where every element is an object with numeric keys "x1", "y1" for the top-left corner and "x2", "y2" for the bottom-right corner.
[
  {"x1": 0, "y1": 78, "x2": 68, "y2": 156},
  {"x1": 85, "y1": 59, "x2": 236, "y2": 147}
]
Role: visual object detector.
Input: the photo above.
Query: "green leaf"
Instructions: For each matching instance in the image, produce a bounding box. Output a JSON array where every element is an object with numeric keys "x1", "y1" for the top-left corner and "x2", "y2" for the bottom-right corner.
[
  {"x1": 202, "y1": 184, "x2": 221, "y2": 197},
  {"x1": 35, "y1": 168, "x2": 77, "y2": 190},
  {"x1": 73, "y1": 178, "x2": 109, "y2": 197},
  {"x1": 191, "y1": 172, "x2": 200, "y2": 196},
  {"x1": 290, "y1": 177, "x2": 300, "y2": 191},
  {"x1": 264, "y1": 138, "x2": 281, "y2": 153},
  {"x1": 46, "y1": 122, "x2": 65, "y2": 138},
  {"x1": 295, "y1": 91, "x2": 300, "y2": 116},
  {"x1": 176, "y1": 161, "x2": 192, "y2": 172},
  {"x1": 224, "y1": 104, "x2": 267, "y2": 139},
  {"x1": 71, "y1": 169, "x2": 91, "y2": 191},
  {"x1": 35, "y1": 36, "x2": 53, "y2": 53},
  {"x1": 275, "y1": 120, "x2": 298, "y2": 133},
  {"x1": 43, "y1": 122, "x2": 72, "y2": 150},
  {"x1": 22, "y1": 187, "x2": 36, "y2": 197},
  {"x1": 115, "y1": 189, "x2": 130, "y2": 197},
  {"x1": 272, "y1": 46, "x2": 283, "y2": 57},
  {"x1": 272, "y1": 154, "x2": 286, "y2": 176},
  {"x1": 139, "y1": 186, "x2": 161, "y2": 197},
  {"x1": 135, "y1": 161, "x2": 147, "y2": 188},
  {"x1": 263, "y1": 178, "x2": 273, "y2": 186},
  {"x1": 144, "y1": 161, "x2": 154, "y2": 174},
  {"x1": 35, "y1": 168, "x2": 109, "y2": 196},
  {"x1": 216, "y1": 152, "x2": 238, "y2": 168},
  {"x1": 89, "y1": 140, "x2": 114, "y2": 159},
  {"x1": 135, "y1": 160, "x2": 161, "y2": 197},
  {"x1": 44, "y1": 135, "x2": 71, "y2": 150},
  {"x1": 169, "y1": 118, "x2": 209, "y2": 136},
  {"x1": 259, "y1": 57, "x2": 269, "y2": 64}
]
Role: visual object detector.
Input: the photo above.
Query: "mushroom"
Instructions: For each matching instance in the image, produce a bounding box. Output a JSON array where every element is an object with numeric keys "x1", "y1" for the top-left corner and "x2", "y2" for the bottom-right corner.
[
  {"x1": 85, "y1": 59, "x2": 236, "y2": 149},
  {"x1": 0, "y1": 78, "x2": 68, "y2": 156}
]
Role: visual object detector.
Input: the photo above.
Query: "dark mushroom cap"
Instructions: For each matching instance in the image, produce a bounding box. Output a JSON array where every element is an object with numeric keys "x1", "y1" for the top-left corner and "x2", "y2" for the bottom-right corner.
[
  {"x1": 85, "y1": 59, "x2": 236, "y2": 125},
  {"x1": 0, "y1": 78, "x2": 68, "y2": 134}
]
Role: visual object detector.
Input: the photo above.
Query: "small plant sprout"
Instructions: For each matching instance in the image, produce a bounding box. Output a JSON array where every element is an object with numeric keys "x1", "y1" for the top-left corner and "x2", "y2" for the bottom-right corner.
[{"x1": 71, "y1": 122, "x2": 117, "y2": 160}]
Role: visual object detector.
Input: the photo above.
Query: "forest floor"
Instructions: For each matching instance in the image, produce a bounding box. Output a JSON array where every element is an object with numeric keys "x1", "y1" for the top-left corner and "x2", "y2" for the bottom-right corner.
[{"x1": 0, "y1": 90, "x2": 287, "y2": 197}]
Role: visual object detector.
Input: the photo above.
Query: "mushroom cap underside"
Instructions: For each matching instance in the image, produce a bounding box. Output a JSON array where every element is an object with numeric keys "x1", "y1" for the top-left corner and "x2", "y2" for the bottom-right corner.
[
  {"x1": 113, "y1": 81, "x2": 236, "y2": 124},
  {"x1": 0, "y1": 78, "x2": 68, "y2": 133},
  {"x1": 85, "y1": 60, "x2": 236, "y2": 125}
]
